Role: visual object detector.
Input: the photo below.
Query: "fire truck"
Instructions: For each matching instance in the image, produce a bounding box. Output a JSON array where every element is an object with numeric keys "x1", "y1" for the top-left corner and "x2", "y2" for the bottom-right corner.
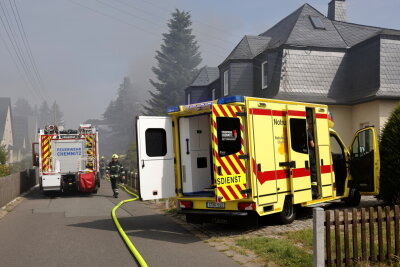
[
  {"x1": 32, "y1": 124, "x2": 100, "y2": 194},
  {"x1": 136, "y1": 96, "x2": 380, "y2": 224}
]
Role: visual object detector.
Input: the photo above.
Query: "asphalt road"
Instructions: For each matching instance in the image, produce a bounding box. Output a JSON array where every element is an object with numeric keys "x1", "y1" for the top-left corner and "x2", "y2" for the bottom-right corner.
[{"x1": 0, "y1": 181, "x2": 239, "y2": 267}]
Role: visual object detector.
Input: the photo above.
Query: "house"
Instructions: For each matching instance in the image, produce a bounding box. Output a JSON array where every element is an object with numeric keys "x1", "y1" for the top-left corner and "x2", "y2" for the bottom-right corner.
[
  {"x1": 185, "y1": 66, "x2": 220, "y2": 104},
  {"x1": 12, "y1": 115, "x2": 30, "y2": 162},
  {"x1": 0, "y1": 98, "x2": 14, "y2": 163},
  {"x1": 185, "y1": 0, "x2": 400, "y2": 145}
]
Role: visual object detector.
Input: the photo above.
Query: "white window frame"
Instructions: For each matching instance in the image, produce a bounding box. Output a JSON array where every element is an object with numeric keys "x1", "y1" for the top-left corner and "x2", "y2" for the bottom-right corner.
[
  {"x1": 211, "y1": 88, "x2": 216, "y2": 100},
  {"x1": 223, "y1": 70, "x2": 229, "y2": 96},
  {"x1": 262, "y1": 61, "x2": 268, "y2": 89}
]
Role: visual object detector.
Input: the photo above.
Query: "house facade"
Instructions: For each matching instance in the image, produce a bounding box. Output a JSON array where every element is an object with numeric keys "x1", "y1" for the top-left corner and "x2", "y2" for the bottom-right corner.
[
  {"x1": 0, "y1": 98, "x2": 14, "y2": 163},
  {"x1": 185, "y1": 0, "x2": 400, "y2": 145}
]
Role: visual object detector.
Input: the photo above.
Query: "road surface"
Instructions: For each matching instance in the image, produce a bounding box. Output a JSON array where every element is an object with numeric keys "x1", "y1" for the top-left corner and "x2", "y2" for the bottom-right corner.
[{"x1": 0, "y1": 181, "x2": 239, "y2": 267}]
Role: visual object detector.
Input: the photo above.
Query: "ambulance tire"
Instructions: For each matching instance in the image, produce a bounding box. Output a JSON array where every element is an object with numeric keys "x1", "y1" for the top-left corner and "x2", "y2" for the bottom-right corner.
[
  {"x1": 344, "y1": 188, "x2": 361, "y2": 206},
  {"x1": 186, "y1": 214, "x2": 203, "y2": 224},
  {"x1": 277, "y1": 197, "x2": 296, "y2": 224}
]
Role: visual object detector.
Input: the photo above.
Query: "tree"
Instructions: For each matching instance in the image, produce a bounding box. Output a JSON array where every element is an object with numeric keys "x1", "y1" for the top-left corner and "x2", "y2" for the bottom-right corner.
[
  {"x1": 378, "y1": 104, "x2": 400, "y2": 204},
  {"x1": 38, "y1": 101, "x2": 51, "y2": 127},
  {"x1": 102, "y1": 77, "x2": 142, "y2": 155},
  {"x1": 50, "y1": 101, "x2": 64, "y2": 126},
  {"x1": 144, "y1": 9, "x2": 202, "y2": 115},
  {"x1": 13, "y1": 98, "x2": 33, "y2": 117}
]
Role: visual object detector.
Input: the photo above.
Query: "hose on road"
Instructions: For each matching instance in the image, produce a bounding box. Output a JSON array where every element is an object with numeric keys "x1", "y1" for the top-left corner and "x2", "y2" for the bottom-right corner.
[{"x1": 109, "y1": 179, "x2": 148, "y2": 267}]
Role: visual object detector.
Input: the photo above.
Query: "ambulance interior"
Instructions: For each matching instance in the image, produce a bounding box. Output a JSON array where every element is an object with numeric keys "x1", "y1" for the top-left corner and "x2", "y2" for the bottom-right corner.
[{"x1": 179, "y1": 114, "x2": 214, "y2": 197}]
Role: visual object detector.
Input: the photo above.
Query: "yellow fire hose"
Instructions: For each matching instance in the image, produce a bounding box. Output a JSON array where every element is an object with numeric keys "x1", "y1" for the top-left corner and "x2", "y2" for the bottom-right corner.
[{"x1": 107, "y1": 177, "x2": 149, "y2": 267}]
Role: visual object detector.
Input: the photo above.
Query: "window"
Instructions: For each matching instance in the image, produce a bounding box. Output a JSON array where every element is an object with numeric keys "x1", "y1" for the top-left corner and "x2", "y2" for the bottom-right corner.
[
  {"x1": 187, "y1": 93, "x2": 191, "y2": 104},
  {"x1": 145, "y1": 128, "x2": 167, "y2": 157},
  {"x1": 352, "y1": 129, "x2": 373, "y2": 158},
  {"x1": 309, "y1": 16, "x2": 326, "y2": 30},
  {"x1": 211, "y1": 89, "x2": 216, "y2": 100},
  {"x1": 216, "y1": 117, "x2": 241, "y2": 157},
  {"x1": 290, "y1": 118, "x2": 308, "y2": 154},
  {"x1": 262, "y1": 61, "x2": 268, "y2": 89},
  {"x1": 223, "y1": 70, "x2": 229, "y2": 96}
]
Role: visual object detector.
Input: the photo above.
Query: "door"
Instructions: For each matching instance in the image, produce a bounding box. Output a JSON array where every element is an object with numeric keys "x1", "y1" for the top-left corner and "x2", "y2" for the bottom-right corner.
[
  {"x1": 285, "y1": 105, "x2": 312, "y2": 203},
  {"x1": 211, "y1": 104, "x2": 247, "y2": 202},
  {"x1": 349, "y1": 127, "x2": 380, "y2": 195},
  {"x1": 248, "y1": 101, "x2": 280, "y2": 206},
  {"x1": 136, "y1": 116, "x2": 175, "y2": 200}
]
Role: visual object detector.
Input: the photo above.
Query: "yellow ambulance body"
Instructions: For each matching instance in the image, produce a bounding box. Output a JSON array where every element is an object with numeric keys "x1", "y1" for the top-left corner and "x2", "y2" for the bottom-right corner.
[{"x1": 136, "y1": 96, "x2": 380, "y2": 224}]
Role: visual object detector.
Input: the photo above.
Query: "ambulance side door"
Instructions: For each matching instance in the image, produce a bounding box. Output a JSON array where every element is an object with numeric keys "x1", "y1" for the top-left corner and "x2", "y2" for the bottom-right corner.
[
  {"x1": 136, "y1": 116, "x2": 175, "y2": 200},
  {"x1": 285, "y1": 105, "x2": 313, "y2": 204},
  {"x1": 349, "y1": 127, "x2": 380, "y2": 195}
]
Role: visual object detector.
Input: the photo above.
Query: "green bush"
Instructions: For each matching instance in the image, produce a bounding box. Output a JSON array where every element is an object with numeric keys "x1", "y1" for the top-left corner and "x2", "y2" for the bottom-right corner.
[
  {"x1": 378, "y1": 104, "x2": 400, "y2": 204},
  {"x1": 0, "y1": 145, "x2": 7, "y2": 164},
  {"x1": 0, "y1": 164, "x2": 10, "y2": 177}
]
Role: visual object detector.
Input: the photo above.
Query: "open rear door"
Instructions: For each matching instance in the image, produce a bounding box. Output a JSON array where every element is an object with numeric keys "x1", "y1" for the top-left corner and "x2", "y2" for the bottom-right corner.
[
  {"x1": 285, "y1": 105, "x2": 312, "y2": 204},
  {"x1": 211, "y1": 104, "x2": 247, "y2": 202},
  {"x1": 136, "y1": 116, "x2": 175, "y2": 200},
  {"x1": 349, "y1": 127, "x2": 380, "y2": 195}
]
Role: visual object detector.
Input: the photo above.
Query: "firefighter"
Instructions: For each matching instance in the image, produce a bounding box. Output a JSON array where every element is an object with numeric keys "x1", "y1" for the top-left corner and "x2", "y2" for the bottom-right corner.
[
  {"x1": 106, "y1": 154, "x2": 125, "y2": 198},
  {"x1": 99, "y1": 156, "x2": 106, "y2": 179}
]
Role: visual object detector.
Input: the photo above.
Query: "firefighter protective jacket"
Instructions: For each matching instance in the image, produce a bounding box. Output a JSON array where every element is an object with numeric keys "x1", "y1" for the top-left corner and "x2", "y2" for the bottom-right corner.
[{"x1": 106, "y1": 161, "x2": 125, "y2": 177}]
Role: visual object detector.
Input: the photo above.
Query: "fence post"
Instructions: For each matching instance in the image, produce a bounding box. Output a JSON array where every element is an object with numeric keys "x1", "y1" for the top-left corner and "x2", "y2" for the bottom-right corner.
[{"x1": 313, "y1": 207, "x2": 325, "y2": 267}]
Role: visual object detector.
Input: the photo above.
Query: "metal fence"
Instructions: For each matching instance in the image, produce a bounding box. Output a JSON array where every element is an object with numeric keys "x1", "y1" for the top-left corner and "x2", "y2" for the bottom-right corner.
[
  {"x1": 126, "y1": 171, "x2": 139, "y2": 192},
  {"x1": 313, "y1": 205, "x2": 400, "y2": 267}
]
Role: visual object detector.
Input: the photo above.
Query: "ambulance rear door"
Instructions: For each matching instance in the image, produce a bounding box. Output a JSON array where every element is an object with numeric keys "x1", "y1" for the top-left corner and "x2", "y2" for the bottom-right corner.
[
  {"x1": 285, "y1": 105, "x2": 313, "y2": 204},
  {"x1": 349, "y1": 127, "x2": 380, "y2": 195},
  {"x1": 211, "y1": 104, "x2": 247, "y2": 203},
  {"x1": 136, "y1": 116, "x2": 175, "y2": 200}
]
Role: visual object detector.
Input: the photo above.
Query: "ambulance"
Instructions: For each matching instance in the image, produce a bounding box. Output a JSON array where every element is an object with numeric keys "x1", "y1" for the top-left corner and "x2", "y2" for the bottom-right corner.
[{"x1": 136, "y1": 96, "x2": 379, "y2": 224}]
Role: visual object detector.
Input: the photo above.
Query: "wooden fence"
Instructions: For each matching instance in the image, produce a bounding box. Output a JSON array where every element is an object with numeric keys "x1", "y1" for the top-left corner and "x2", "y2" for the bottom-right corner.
[{"x1": 314, "y1": 205, "x2": 400, "y2": 266}]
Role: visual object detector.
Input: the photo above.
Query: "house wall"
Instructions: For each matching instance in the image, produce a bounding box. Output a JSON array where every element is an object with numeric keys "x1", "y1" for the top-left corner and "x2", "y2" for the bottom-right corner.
[
  {"x1": 378, "y1": 99, "x2": 400, "y2": 131},
  {"x1": 380, "y1": 37, "x2": 400, "y2": 95},
  {"x1": 221, "y1": 62, "x2": 253, "y2": 97},
  {"x1": 348, "y1": 38, "x2": 380, "y2": 96},
  {"x1": 1, "y1": 106, "x2": 14, "y2": 163},
  {"x1": 327, "y1": 105, "x2": 353, "y2": 146},
  {"x1": 280, "y1": 48, "x2": 346, "y2": 96},
  {"x1": 253, "y1": 51, "x2": 282, "y2": 98}
]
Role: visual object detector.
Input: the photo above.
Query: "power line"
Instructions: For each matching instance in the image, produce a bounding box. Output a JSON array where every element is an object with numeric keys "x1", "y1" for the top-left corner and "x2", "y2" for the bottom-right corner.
[
  {"x1": 66, "y1": 0, "x2": 227, "y2": 58},
  {"x1": 12, "y1": 0, "x2": 47, "y2": 96},
  {"x1": 0, "y1": 0, "x2": 45, "y2": 102}
]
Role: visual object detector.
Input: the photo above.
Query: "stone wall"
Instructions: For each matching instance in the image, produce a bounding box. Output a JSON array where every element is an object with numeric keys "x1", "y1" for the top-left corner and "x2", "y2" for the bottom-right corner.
[{"x1": 0, "y1": 169, "x2": 37, "y2": 208}]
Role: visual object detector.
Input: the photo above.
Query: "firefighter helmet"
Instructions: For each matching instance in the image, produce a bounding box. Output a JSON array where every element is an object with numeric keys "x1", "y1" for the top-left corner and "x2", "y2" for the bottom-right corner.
[{"x1": 112, "y1": 154, "x2": 119, "y2": 159}]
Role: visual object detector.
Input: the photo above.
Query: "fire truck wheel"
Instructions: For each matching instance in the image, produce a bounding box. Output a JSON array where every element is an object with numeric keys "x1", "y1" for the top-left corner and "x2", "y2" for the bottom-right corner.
[
  {"x1": 185, "y1": 214, "x2": 203, "y2": 224},
  {"x1": 277, "y1": 197, "x2": 296, "y2": 224},
  {"x1": 344, "y1": 188, "x2": 361, "y2": 206}
]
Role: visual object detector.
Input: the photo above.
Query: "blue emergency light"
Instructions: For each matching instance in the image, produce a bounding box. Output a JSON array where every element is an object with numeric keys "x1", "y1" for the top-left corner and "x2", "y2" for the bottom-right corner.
[
  {"x1": 167, "y1": 105, "x2": 180, "y2": 113},
  {"x1": 217, "y1": 95, "x2": 245, "y2": 105}
]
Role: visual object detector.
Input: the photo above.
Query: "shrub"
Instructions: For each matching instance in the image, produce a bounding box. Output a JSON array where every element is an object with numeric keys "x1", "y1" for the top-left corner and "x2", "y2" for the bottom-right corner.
[
  {"x1": 0, "y1": 145, "x2": 7, "y2": 164},
  {"x1": 0, "y1": 164, "x2": 10, "y2": 177},
  {"x1": 378, "y1": 104, "x2": 400, "y2": 204}
]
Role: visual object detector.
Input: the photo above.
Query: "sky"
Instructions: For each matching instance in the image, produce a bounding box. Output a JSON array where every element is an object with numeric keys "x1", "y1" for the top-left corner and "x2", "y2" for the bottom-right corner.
[{"x1": 1, "y1": 0, "x2": 400, "y2": 128}]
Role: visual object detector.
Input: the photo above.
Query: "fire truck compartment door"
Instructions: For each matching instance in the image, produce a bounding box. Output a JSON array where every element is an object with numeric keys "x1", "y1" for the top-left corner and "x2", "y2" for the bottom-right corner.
[
  {"x1": 212, "y1": 104, "x2": 247, "y2": 202},
  {"x1": 137, "y1": 116, "x2": 175, "y2": 200},
  {"x1": 286, "y1": 105, "x2": 312, "y2": 204},
  {"x1": 349, "y1": 127, "x2": 380, "y2": 195}
]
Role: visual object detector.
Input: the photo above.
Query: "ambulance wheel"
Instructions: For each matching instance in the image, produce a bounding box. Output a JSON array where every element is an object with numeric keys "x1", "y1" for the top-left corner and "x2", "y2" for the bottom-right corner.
[
  {"x1": 277, "y1": 197, "x2": 296, "y2": 224},
  {"x1": 345, "y1": 188, "x2": 361, "y2": 206}
]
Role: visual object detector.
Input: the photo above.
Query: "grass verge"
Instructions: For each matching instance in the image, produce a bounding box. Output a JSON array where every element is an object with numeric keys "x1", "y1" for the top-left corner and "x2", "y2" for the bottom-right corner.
[{"x1": 236, "y1": 236, "x2": 312, "y2": 267}]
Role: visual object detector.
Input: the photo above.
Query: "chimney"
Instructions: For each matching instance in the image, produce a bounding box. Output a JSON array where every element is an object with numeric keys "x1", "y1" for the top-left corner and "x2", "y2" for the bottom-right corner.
[{"x1": 328, "y1": 0, "x2": 347, "y2": 22}]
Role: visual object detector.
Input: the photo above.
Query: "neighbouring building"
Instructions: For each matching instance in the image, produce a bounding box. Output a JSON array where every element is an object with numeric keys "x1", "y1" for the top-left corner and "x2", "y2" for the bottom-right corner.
[
  {"x1": 185, "y1": 0, "x2": 400, "y2": 145},
  {"x1": 0, "y1": 98, "x2": 14, "y2": 163}
]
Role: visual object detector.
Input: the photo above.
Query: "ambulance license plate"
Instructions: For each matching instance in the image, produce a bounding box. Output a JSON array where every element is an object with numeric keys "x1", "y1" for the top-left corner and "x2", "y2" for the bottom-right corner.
[{"x1": 206, "y1": 202, "x2": 225, "y2": 209}]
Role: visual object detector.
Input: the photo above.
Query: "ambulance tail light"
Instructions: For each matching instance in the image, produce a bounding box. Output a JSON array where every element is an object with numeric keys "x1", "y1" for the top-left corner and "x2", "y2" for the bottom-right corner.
[
  {"x1": 238, "y1": 202, "x2": 256, "y2": 211},
  {"x1": 217, "y1": 95, "x2": 244, "y2": 105},
  {"x1": 180, "y1": 201, "x2": 193, "y2": 209}
]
